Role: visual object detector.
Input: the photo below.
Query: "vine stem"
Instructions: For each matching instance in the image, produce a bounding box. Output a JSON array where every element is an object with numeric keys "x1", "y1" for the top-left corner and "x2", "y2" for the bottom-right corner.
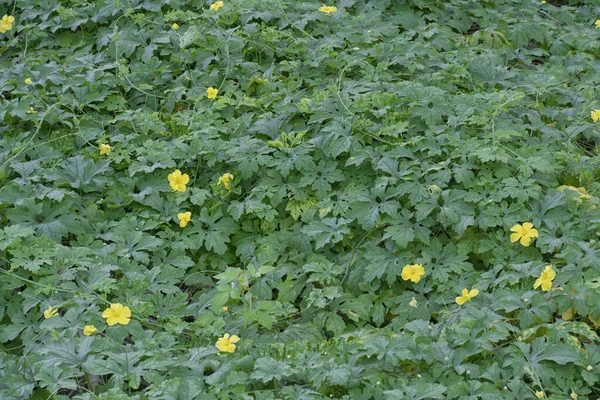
[{"x1": 341, "y1": 225, "x2": 383, "y2": 286}]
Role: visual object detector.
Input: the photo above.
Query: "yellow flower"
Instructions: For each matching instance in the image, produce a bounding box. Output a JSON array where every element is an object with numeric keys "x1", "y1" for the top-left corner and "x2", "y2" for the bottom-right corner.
[
  {"x1": 217, "y1": 173, "x2": 234, "y2": 191},
  {"x1": 595, "y1": 19, "x2": 600, "y2": 28},
  {"x1": 172, "y1": 23, "x2": 179, "y2": 30},
  {"x1": 210, "y1": 1, "x2": 224, "y2": 11},
  {"x1": 207, "y1": 87, "x2": 218, "y2": 99},
  {"x1": 99, "y1": 143, "x2": 111, "y2": 155},
  {"x1": 178, "y1": 211, "x2": 192, "y2": 228},
  {"x1": 455, "y1": 288, "x2": 479, "y2": 305},
  {"x1": 0, "y1": 15, "x2": 15, "y2": 33},
  {"x1": 401, "y1": 264, "x2": 425, "y2": 283},
  {"x1": 26, "y1": 107, "x2": 37, "y2": 115},
  {"x1": 83, "y1": 325, "x2": 97, "y2": 336},
  {"x1": 409, "y1": 297, "x2": 417, "y2": 308},
  {"x1": 592, "y1": 109, "x2": 600, "y2": 122},
  {"x1": 570, "y1": 393, "x2": 577, "y2": 400},
  {"x1": 25, "y1": 78, "x2": 32, "y2": 85},
  {"x1": 318, "y1": 5, "x2": 337, "y2": 15},
  {"x1": 101, "y1": 303, "x2": 131, "y2": 326},
  {"x1": 222, "y1": 306, "x2": 228, "y2": 312},
  {"x1": 168, "y1": 169, "x2": 190, "y2": 192},
  {"x1": 44, "y1": 306, "x2": 58, "y2": 319},
  {"x1": 216, "y1": 333, "x2": 240, "y2": 353},
  {"x1": 510, "y1": 222, "x2": 538, "y2": 247},
  {"x1": 535, "y1": 391, "x2": 544, "y2": 399},
  {"x1": 534, "y1": 265, "x2": 556, "y2": 291}
]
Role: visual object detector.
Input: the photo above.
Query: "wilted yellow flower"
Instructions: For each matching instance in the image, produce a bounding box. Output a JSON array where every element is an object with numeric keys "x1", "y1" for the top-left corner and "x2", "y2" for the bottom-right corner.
[
  {"x1": 207, "y1": 87, "x2": 218, "y2": 99},
  {"x1": 217, "y1": 173, "x2": 234, "y2": 191},
  {"x1": 535, "y1": 391, "x2": 544, "y2": 399},
  {"x1": 99, "y1": 144, "x2": 111, "y2": 155},
  {"x1": 0, "y1": 15, "x2": 15, "y2": 33},
  {"x1": 168, "y1": 169, "x2": 190, "y2": 192},
  {"x1": 595, "y1": 19, "x2": 600, "y2": 28},
  {"x1": 178, "y1": 211, "x2": 192, "y2": 228},
  {"x1": 26, "y1": 107, "x2": 37, "y2": 114},
  {"x1": 455, "y1": 288, "x2": 479, "y2": 305},
  {"x1": 216, "y1": 333, "x2": 240, "y2": 353},
  {"x1": 409, "y1": 297, "x2": 417, "y2": 308},
  {"x1": 587, "y1": 365, "x2": 593, "y2": 371},
  {"x1": 558, "y1": 185, "x2": 592, "y2": 199},
  {"x1": 318, "y1": 5, "x2": 337, "y2": 14},
  {"x1": 570, "y1": 392, "x2": 577, "y2": 400},
  {"x1": 592, "y1": 110, "x2": 600, "y2": 122},
  {"x1": 83, "y1": 325, "x2": 97, "y2": 336},
  {"x1": 510, "y1": 222, "x2": 538, "y2": 246},
  {"x1": 101, "y1": 303, "x2": 131, "y2": 326},
  {"x1": 44, "y1": 306, "x2": 58, "y2": 319},
  {"x1": 401, "y1": 264, "x2": 425, "y2": 283},
  {"x1": 25, "y1": 78, "x2": 32, "y2": 85},
  {"x1": 534, "y1": 265, "x2": 556, "y2": 291},
  {"x1": 210, "y1": 1, "x2": 224, "y2": 11},
  {"x1": 222, "y1": 306, "x2": 228, "y2": 312},
  {"x1": 172, "y1": 23, "x2": 179, "y2": 30}
]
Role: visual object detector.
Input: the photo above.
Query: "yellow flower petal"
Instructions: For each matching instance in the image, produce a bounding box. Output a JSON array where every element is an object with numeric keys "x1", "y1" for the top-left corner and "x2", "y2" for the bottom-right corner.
[
  {"x1": 0, "y1": 15, "x2": 15, "y2": 33},
  {"x1": 207, "y1": 87, "x2": 218, "y2": 99},
  {"x1": 178, "y1": 211, "x2": 192, "y2": 227},
  {"x1": 528, "y1": 228, "x2": 539, "y2": 238},
  {"x1": 168, "y1": 169, "x2": 190, "y2": 192},
  {"x1": 318, "y1": 5, "x2": 337, "y2": 14},
  {"x1": 456, "y1": 288, "x2": 478, "y2": 305},
  {"x1": 102, "y1": 303, "x2": 131, "y2": 326},
  {"x1": 510, "y1": 232, "x2": 521, "y2": 243},
  {"x1": 510, "y1": 222, "x2": 538, "y2": 246},
  {"x1": 510, "y1": 225, "x2": 522, "y2": 233},
  {"x1": 216, "y1": 333, "x2": 239, "y2": 353},
  {"x1": 534, "y1": 265, "x2": 556, "y2": 291},
  {"x1": 99, "y1": 144, "x2": 111, "y2": 155},
  {"x1": 541, "y1": 279, "x2": 553, "y2": 291},
  {"x1": 210, "y1": 1, "x2": 224, "y2": 11},
  {"x1": 83, "y1": 325, "x2": 97, "y2": 336},
  {"x1": 217, "y1": 173, "x2": 234, "y2": 191},
  {"x1": 401, "y1": 264, "x2": 425, "y2": 283},
  {"x1": 44, "y1": 306, "x2": 58, "y2": 319}
]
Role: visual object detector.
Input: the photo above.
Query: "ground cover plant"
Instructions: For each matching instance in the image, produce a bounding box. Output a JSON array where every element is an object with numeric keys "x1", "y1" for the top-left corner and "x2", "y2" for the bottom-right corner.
[{"x1": 1, "y1": 0, "x2": 600, "y2": 398}]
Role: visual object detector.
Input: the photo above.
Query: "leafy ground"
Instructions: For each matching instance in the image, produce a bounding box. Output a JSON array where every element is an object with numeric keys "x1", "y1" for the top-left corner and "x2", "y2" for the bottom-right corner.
[{"x1": 1, "y1": 0, "x2": 600, "y2": 399}]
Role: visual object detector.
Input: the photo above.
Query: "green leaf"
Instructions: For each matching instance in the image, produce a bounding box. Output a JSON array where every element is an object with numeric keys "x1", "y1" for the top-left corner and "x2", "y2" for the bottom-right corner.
[
  {"x1": 250, "y1": 357, "x2": 295, "y2": 383},
  {"x1": 301, "y1": 218, "x2": 351, "y2": 249},
  {"x1": 0, "y1": 225, "x2": 35, "y2": 251}
]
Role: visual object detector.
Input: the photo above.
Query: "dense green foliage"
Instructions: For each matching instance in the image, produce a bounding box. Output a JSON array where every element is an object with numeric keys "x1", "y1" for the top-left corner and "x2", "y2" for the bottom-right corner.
[{"x1": 1, "y1": 0, "x2": 600, "y2": 398}]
